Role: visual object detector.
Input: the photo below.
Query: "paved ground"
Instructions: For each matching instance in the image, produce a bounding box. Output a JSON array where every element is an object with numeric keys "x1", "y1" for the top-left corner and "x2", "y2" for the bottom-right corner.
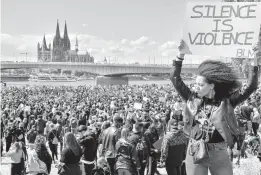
[
  {"x1": 1, "y1": 136, "x2": 261, "y2": 175},
  {"x1": 1, "y1": 151, "x2": 261, "y2": 175},
  {"x1": 0, "y1": 155, "x2": 168, "y2": 175}
]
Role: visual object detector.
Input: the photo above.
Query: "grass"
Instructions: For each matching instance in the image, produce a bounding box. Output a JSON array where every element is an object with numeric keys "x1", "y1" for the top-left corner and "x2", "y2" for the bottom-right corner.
[{"x1": 232, "y1": 155, "x2": 261, "y2": 175}]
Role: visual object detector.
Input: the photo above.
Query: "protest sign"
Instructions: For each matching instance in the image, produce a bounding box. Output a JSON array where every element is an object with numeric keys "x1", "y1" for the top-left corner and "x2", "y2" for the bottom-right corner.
[
  {"x1": 182, "y1": 2, "x2": 261, "y2": 58},
  {"x1": 16, "y1": 117, "x2": 22, "y2": 122},
  {"x1": 143, "y1": 97, "x2": 149, "y2": 102},
  {"x1": 24, "y1": 106, "x2": 31, "y2": 112},
  {"x1": 159, "y1": 97, "x2": 166, "y2": 103},
  {"x1": 128, "y1": 95, "x2": 133, "y2": 101},
  {"x1": 134, "y1": 103, "x2": 143, "y2": 110},
  {"x1": 110, "y1": 101, "x2": 116, "y2": 109},
  {"x1": 153, "y1": 137, "x2": 163, "y2": 150}
]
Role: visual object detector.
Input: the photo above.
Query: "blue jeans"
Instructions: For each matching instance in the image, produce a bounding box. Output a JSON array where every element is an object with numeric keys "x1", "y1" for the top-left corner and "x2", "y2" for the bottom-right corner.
[{"x1": 185, "y1": 139, "x2": 232, "y2": 175}]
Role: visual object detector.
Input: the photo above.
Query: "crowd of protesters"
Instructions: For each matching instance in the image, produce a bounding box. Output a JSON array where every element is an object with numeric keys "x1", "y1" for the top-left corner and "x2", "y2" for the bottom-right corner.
[{"x1": 0, "y1": 77, "x2": 260, "y2": 175}]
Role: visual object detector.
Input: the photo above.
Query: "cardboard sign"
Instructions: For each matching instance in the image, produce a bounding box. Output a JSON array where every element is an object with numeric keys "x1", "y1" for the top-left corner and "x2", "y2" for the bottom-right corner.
[
  {"x1": 24, "y1": 106, "x2": 31, "y2": 112},
  {"x1": 16, "y1": 117, "x2": 22, "y2": 122},
  {"x1": 182, "y1": 2, "x2": 261, "y2": 58},
  {"x1": 110, "y1": 101, "x2": 116, "y2": 109},
  {"x1": 143, "y1": 97, "x2": 149, "y2": 102},
  {"x1": 134, "y1": 103, "x2": 143, "y2": 110},
  {"x1": 159, "y1": 97, "x2": 166, "y2": 103},
  {"x1": 153, "y1": 137, "x2": 163, "y2": 150}
]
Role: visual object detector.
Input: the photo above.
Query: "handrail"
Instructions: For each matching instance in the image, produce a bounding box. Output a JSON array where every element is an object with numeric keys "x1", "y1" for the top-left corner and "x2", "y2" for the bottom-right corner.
[{"x1": 0, "y1": 61, "x2": 200, "y2": 68}]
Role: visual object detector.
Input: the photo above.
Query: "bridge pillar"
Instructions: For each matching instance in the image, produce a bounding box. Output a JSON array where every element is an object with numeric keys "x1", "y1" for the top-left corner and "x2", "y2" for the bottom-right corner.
[
  {"x1": 57, "y1": 69, "x2": 62, "y2": 75},
  {"x1": 95, "y1": 76, "x2": 128, "y2": 86},
  {"x1": 71, "y1": 70, "x2": 76, "y2": 77}
]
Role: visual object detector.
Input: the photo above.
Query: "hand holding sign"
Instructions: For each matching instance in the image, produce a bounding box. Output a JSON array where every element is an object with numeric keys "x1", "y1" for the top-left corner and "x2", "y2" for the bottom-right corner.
[
  {"x1": 252, "y1": 41, "x2": 261, "y2": 66},
  {"x1": 134, "y1": 103, "x2": 142, "y2": 110},
  {"x1": 178, "y1": 40, "x2": 192, "y2": 56},
  {"x1": 183, "y1": 2, "x2": 261, "y2": 58}
]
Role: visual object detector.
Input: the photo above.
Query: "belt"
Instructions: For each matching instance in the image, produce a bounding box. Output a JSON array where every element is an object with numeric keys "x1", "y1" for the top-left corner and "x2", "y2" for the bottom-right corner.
[{"x1": 81, "y1": 159, "x2": 95, "y2": 165}]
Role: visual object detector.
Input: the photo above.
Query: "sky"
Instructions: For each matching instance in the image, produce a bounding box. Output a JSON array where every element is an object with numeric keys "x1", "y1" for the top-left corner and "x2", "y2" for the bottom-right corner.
[{"x1": 1, "y1": 0, "x2": 227, "y2": 64}]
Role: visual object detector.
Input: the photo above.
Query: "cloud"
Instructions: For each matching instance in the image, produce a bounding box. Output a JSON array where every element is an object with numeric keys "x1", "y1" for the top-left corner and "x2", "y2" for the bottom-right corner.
[
  {"x1": 1, "y1": 34, "x2": 47, "y2": 59},
  {"x1": 1, "y1": 33, "x2": 12, "y2": 42},
  {"x1": 160, "y1": 49, "x2": 178, "y2": 57},
  {"x1": 157, "y1": 41, "x2": 179, "y2": 57},
  {"x1": 108, "y1": 45, "x2": 124, "y2": 54},
  {"x1": 130, "y1": 36, "x2": 149, "y2": 46},
  {"x1": 132, "y1": 46, "x2": 144, "y2": 52},
  {"x1": 1, "y1": 33, "x2": 169, "y2": 63},
  {"x1": 82, "y1": 24, "x2": 88, "y2": 27},
  {"x1": 87, "y1": 48, "x2": 101, "y2": 54},
  {"x1": 158, "y1": 41, "x2": 178, "y2": 51},
  {"x1": 121, "y1": 39, "x2": 129, "y2": 45},
  {"x1": 101, "y1": 48, "x2": 106, "y2": 53},
  {"x1": 148, "y1": 41, "x2": 158, "y2": 46},
  {"x1": 16, "y1": 44, "x2": 27, "y2": 51}
]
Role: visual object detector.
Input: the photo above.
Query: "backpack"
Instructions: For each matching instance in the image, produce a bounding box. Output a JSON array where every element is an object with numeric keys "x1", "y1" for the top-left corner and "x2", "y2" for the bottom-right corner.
[
  {"x1": 116, "y1": 141, "x2": 137, "y2": 173},
  {"x1": 27, "y1": 150, "x2": 48, "y2": 174},
  {"x1": 18, "y1": 133, "x2": 24, "y2": 140},
  {"x1": 136, "y1": 136, "x2": 149, "y2": 162},
  {"x1": 117, "y1": 141, "x2": 133, "y2": 160},
  {"x1": 52, "y1": 137, "x2": 59, "y2": 144},
  {"x1": 51, "y1": 131, "x2": 59, "y2": 144}
]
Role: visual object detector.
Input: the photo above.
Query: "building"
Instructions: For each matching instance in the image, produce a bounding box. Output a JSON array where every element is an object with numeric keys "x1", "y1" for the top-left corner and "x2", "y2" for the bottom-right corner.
[
  {"x1": 37, "y1": 20, "x2": 94, "y2": 63},
  {"x1": 37, "y1": 35, "x2": 52, "y2": 62}
]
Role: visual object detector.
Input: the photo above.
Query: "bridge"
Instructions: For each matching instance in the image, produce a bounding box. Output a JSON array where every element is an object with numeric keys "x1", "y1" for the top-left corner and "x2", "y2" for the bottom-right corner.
[{"x1": 1, "y1": 62, "x2": 199, "y2": 76}]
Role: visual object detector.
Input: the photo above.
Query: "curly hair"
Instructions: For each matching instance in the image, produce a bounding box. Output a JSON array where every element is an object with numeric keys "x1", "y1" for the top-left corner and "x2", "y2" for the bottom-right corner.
[{"x1": 197, "y1": 60, "x2": 242, "y2": 100}]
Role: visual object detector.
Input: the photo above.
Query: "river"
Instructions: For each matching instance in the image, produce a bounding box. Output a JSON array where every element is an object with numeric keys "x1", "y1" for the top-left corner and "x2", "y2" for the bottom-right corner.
[{"x1": 4, "y1": 79, "x2": 195, "y2": 87}]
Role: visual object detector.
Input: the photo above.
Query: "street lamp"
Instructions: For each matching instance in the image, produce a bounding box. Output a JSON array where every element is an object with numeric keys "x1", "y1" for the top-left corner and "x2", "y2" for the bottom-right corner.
[{"x1": 20, "y1": 52, "x2": 30, "y2": 62}]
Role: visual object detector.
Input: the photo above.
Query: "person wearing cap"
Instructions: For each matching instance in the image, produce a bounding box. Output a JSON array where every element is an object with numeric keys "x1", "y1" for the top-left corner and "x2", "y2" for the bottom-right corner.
[
  {"x1": 160, "y1": 119, "x2": 188, "y2": 175},
  {"x1": 99, "y1": 114, "x2": 123, "y2": 175}
]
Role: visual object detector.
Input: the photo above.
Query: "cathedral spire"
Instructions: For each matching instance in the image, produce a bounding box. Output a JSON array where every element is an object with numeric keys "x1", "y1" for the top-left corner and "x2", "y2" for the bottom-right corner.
[
  {"x1": 75, "y1": 35, "x2": 78, "y2": 53},
  {"x1": 55, "y1": 19, "x2": 61, "y2": 38},
  {"x1": 64, "y1": 21, "x2": 69, "y2": 39},
  {"x1": 63, "y1": 21, "x2": 70, "y2": 50},
  {"x1": 42, "y1": 34, "x2": 47, "y2": 50}
]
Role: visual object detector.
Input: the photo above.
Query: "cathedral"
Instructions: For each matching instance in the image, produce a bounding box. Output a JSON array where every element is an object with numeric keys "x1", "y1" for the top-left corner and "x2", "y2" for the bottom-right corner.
[{"x1": 37, "y1": 20, "x2": 94, "y2": 63}]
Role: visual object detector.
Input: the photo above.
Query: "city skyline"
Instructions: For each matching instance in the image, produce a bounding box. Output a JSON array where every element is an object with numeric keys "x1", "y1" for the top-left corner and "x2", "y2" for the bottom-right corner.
[{"x1": 1, "y1": 0, "x2": 224, "y2": 64}]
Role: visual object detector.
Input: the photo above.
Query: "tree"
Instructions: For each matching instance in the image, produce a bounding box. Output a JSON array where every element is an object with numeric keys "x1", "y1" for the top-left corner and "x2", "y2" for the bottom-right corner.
[{"x1": 224, "y1": 0, "x2": 261, "y2": 79}]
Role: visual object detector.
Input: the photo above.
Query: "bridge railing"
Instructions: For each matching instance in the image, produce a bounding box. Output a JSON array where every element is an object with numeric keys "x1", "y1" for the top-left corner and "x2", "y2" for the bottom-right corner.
[{"x1": 1, "y1": 61, "x2": 200, "y2": 68}]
